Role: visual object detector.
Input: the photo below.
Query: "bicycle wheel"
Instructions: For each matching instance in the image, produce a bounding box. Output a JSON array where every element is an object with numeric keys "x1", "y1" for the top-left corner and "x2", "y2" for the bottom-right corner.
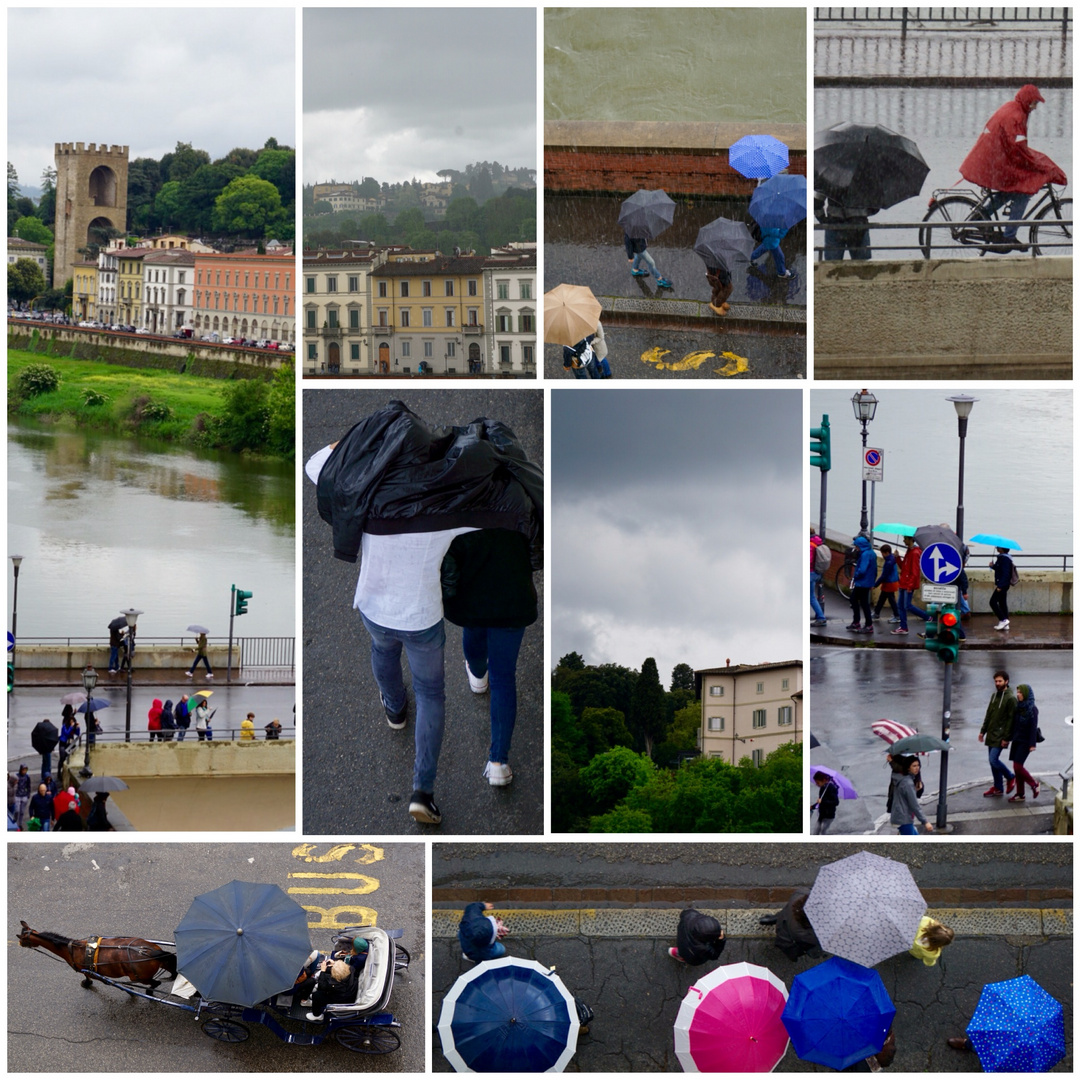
[
  {"x1": 835, "y1": 562, "x2": 854, "y2": 600},
  {"x1": 1030, "y1": 198, "x2": 1072, "y2": 256},
  {"x1": 919, "y1": 195, "x2": 985, "y2": 258}
]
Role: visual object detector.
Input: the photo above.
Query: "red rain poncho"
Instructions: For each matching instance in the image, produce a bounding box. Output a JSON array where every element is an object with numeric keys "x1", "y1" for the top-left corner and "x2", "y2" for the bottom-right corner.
[{"x1": 960, "y1": 84, "x2": 1067, "y2": 196}]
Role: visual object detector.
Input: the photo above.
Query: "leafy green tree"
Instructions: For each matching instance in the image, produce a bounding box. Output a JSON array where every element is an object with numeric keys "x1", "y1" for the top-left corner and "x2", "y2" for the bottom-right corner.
[
  {"x1": 8, "y1": 258, "x2": 47, "y2": 305},
  {"x1": 551, "y1": 691, "x2": 584, "y2": 762},
  {"x1": 212, "y1": 176, "x2": 283, "y2": 238},
  {"x1": 154, "y1": 180, "x2": 183, "y2": 229},
  {"x1": 7, "y1": 161, "x2": 19, "y2": 201},
  {"x1": 629, "y1": 657, "x2": 668, "y2": 757},
  {"x1": 358, "y1": 177, "x2": 381, "y2": 198},
  {"x1": 12, "y1": 216, "x2": 53, "y2": 244},
  {"x1": 218, "y1": 147, "x2": 259, "y2": 171},
  {"x1": 311, "y1": 200, "x2": 334, "y2": 216},
  {"x1": 359, "y1": 213, "x2": 390, "y2": 243},
  {"x1": 470, "y1": 165, "x2": 494, "y2": 203},
  {"x1": 393, "y1": 207, "x2": 426, "y2": 238},
  {"x1": 266, "y1": 360, "x2": 295, "y2": 459},
  {"x1": 166, "y1": 141, "x2": 211, "y2": 183},
  {"x1": 579, "y1": 746, "x2": 654, "y2": 813},
  {"x1": 445, "y1": 196, "x2": 479, "y2": 232},
  {"x1": 251, "y1": 149, "x2": 295, "y2": 206},
  {"x1": 580, "y1": 706, "x2": 634, "y2": 761},
  {"x1": 36, "y1": 166, "x2": 57, "y2": 227},
  {"x1": 219, "y1": 378, "x2": 269, "y2": 451},
  {"x1": 589, "y1": 806, "x2": 653, "y2": 832},
  {"x1": 652, "y1": 701, "x2": 702, "y2": 768},
  {"x1": 670, "y1": 663, "x2": 696, "y2": 693},
  {"x1": 551, "y1": 748, "x2": 587, "y2": 833},
  {"x1": 127, "y1": 157, "x2": 164, "y2": 231},
  {"x1": 177, "y1": 162, "x2": 243, "y2": 232}
]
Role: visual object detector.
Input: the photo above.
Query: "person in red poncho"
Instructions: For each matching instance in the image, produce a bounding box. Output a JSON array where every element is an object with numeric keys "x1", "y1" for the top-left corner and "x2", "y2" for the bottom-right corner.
[{"x1": 959, "y1": 84, "x2": 1068, "y2": 250}]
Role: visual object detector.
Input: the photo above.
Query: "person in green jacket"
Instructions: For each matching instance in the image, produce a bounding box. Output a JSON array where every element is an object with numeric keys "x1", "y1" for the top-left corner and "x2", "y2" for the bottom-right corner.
[{"x1": 979, "y1": 669, "x2": 1016, "y2": 796}]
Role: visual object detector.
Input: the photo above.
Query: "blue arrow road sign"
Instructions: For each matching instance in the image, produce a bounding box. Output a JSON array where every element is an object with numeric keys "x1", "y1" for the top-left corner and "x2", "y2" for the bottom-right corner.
[{"x1": 920, "y1": 543, "x2": 962, "y2": 584}]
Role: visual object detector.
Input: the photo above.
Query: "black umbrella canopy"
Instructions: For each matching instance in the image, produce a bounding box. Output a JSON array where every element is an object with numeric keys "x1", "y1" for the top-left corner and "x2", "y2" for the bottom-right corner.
[
  {"x1": 176, "y1": 881, "x2": 312, "y2": 1007},
  {"x1": 693, "y1": 217, "x2": 755, "y2": 271},
  {"x1": 618, "y1": 189, "x2": 676, "y2": 240},
  {"x1": 913, "y1": 524, "x2": 963, "y2": 552},
  {"x1": 78, "y1": 775, "x2": 129, "y2": 793},
  {"x1": 31, "y1": 720, "x2": 59, "y2": 755},
  {"x1": 107, "y1": 616, "x2": 128, "y2": 631},
  {"x1": 814, "y1": 122, "x2": 930, "y2": 210}
]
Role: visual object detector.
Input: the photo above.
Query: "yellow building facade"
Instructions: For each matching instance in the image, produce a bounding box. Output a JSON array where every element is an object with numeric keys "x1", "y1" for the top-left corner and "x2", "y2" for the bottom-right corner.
[
  {"x1": 72, "y1": 262, "x2": 98, "y2": 321},
  {"x1": 117, "y1": 250, "x2": 146, "y2": 326}
]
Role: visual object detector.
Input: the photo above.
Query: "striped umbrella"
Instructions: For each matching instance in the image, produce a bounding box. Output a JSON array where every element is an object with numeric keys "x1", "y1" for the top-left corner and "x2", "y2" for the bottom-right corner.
[{"x1": 871, "y1": 719, "x2": 917, "y2": 747}]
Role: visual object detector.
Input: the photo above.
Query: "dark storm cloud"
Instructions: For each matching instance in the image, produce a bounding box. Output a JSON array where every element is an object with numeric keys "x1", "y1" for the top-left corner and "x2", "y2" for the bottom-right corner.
[
  {"x1": 303, "y1": 8, "x2": 536, "y2": 183},
  {"x1": 551, "y1": 389, "x2": 803, "y2": 678},
  {"x1": 7, "y1": 10, "x2": 295, "y2": 187}
]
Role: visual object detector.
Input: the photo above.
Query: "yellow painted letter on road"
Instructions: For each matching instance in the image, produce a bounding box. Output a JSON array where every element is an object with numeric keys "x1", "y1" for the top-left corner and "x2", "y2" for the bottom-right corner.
[
  {"x1": 716, "y1": 351, "x2": 749, "y2": 376},
  {"x1": 292, "y1": 842, "x2": 385, "y2": 864},
  {"x1": 641, "y1": 346, "x2": 671, "y2": 368},
  {"x1": 304, "y1": 905, "x2": 378, "y2": 930},
  {"x1": 670, "y1": 350, "x2": 715, "y2": 371},
  {"x1": 288, "y1": 872, "x2": 380, "y2": 896}
]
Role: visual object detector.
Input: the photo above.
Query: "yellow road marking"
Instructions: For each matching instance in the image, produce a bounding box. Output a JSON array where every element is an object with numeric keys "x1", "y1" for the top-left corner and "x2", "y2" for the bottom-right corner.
[
  {"x1": 716, "y1": 352, "x2": 749, "y2": 376},
  {"x1": 303, "y1": 905, "x2": 378, "y2": 929},
  {"x1": 288, "y1": 872, "x2": 381, "y2": 896},
  {"x1": 641, "y1": 346, "x2": 671, "y2": 367},
  {"x1": 291, "y1": 843, "x2": 385, "y2": 864}
]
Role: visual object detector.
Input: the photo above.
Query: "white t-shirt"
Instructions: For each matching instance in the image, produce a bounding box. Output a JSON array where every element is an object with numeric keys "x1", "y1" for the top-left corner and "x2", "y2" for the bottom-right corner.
[{"x1": 306, "y1": 445, "x2": 475, "y2": 631}]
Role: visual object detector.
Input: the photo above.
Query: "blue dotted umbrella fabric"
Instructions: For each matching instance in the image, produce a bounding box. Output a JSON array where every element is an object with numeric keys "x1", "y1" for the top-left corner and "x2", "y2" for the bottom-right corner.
[
  {"x1": 967, "y1": 974, "x2": 1065, "y2": 1072},
  {"x1": 729, "y1": 135, "x2": 790, "y2": 180}
]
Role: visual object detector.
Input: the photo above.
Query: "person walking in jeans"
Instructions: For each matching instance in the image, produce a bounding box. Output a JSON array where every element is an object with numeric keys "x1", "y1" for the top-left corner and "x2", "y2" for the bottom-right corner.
[
  {"x1": 891, "y1": 536, "x2": 927, "y2": 635},
  {"x1": 979, "y1": 669, "x2": 1016, "y2": 797},
  {"x1": 810, "y1": 530, "x2": 828, "y2": 626},
  {"x1": 989, "y1": 546, "x2": 1014, "y2": 630}
]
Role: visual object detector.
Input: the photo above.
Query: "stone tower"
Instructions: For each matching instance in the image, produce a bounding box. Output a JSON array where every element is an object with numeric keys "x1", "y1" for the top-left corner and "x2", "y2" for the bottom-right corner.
[{"x1": 53, "y1": 142, "x2": 129, "y2": 287}]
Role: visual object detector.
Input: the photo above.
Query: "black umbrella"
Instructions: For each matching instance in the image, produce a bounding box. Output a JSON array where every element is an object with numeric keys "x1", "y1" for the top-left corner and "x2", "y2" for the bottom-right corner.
[
  {"x1": 108, "y1": 616, "x2": 128, "y2": 631},
  {"x1": 814, "y1": 122, "x2": 930, "y2": 210},
  {"x1": 693, "y1": 217, "x2": 755, "y2": 272},
  {"x1": 31, "y1": 720, "x2": 59, "y2": 756},
  {"x1": 618, "y1": 189, "x2": 676, "y2": 240},
  {"x1": 913, "y1": 524, "x2": 963, "y2": 552},
  {"x1": 175, "y1": 881, "x2": 312, "y2": 1007},
  {"x1": 78, "y1": 775, "x2": 129, "y2": 793},
  {"x1": 809, "y1": 732, "x2": 821, "y2": 749}
]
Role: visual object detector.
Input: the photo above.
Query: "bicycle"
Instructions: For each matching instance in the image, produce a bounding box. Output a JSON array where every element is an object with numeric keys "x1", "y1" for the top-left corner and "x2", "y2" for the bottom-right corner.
[
  {"x1": 834, "y1": 548, "x2": 857, "y2": 600},
  {"x1": 919, "y1": 183, "x2": 1071, "y2": 259}
]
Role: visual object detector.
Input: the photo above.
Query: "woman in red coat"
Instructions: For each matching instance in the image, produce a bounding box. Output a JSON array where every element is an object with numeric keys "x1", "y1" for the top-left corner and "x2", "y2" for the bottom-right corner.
[{"x1": 959, "y1": 84, "x2": 1067, "y2": 249}]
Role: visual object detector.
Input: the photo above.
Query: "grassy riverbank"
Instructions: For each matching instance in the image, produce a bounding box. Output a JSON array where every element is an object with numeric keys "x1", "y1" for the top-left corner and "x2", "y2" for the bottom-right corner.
[{"x1": 7, "y1": 349, "x2": 294, "y2": 458}]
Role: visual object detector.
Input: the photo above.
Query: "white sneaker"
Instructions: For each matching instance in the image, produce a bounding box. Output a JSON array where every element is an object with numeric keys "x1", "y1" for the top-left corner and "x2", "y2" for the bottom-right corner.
[
  {"x1": 993, "y1": 620, "x2": 1009, "y2": 631},
  {"x1": 184, "y1": 671, "x2": 193, "y2": 678},
  {"x1": 206, "y1": 673, "x2": 214, "y2": 679},
  {"x1": 466, "y1": 661, "x2": 489, "y2": 694},
  {"x1": 484, "y1": 761, "x2": 513, "y2": 786}
]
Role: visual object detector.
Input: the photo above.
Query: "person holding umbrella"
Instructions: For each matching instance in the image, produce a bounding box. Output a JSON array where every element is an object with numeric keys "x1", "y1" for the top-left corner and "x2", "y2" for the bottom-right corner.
[
  {"x1": 668, "y1": 908, "x2": 725, "y2": 965},
  {"x1": 989, "y1": 546, "x2": 1015, "y2": 631},
  {"x1": 694, "y1": 217, "x2": 754, "y2": 318},
  {"x1": 759, "y1": 888, "x2": 823, "y2": 962},
  {"x1": 815, "y1": 194, "x2": 879, "y2": 261},
  {"x1": 107, "y1": 617, "x2": 125, "y2": 673},
  {"x1": 747, "y1": 173, "x2": 805, "y2": 278},
  {"x1": 618, "y1": 189, "x2": 674, "y2": 288},
  {"x1": 811, "y1": 770, "x2": 840, "y2": 834},
  {"x1": 545, "y1": 283, "x2": 606, "y2": 379},
  {"x1": 186, "y1": 628, "x2": 214, "y2": 679}
]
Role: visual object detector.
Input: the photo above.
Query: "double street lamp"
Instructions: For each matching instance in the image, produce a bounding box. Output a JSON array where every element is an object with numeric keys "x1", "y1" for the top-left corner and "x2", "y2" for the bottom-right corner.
[
  {"x1": 121, "y1": 608, "x2": 143, "y2": 742},
  {"x1": 79, "y1": 664, "x2": 98, "y2": 779},
  {"x1": 850, "y1": 390, "x2": 878, "y2": 533}
]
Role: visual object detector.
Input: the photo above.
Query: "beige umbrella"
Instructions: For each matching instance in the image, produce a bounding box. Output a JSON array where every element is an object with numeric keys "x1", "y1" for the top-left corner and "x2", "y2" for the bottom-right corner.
[{"x1": 544, "y1": 283, "x2": 601, "y2": 346}]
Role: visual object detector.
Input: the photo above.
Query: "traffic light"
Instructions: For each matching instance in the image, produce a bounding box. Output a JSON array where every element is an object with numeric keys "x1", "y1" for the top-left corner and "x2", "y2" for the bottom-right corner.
[
  {"x1": 923, "y1": 604, "x2": 940, "y2": 657},
  {"x1": 810, "y1": 415, "x2": 831, "y2": 471},
  {"x1": 7, "y1": 662, "x2": 13, "y2": 693},
  {"x1": 936, "y1": 606, "x2": 962, "y2": 664},
  {"x1": 234, "y1": 588, "x2": 253, "y2": 616}
]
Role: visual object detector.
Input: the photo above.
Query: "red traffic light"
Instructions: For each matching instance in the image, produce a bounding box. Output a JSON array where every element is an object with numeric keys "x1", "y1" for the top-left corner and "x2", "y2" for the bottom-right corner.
[{"x1": 941, "y1": 611, "x2": 959, "y2": 628}]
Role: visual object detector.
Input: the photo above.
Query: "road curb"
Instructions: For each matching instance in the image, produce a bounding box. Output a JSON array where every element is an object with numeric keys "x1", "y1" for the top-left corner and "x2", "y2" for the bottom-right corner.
[{"x1": 432, "y1": 906, "x2": 1072, "y2": 939}]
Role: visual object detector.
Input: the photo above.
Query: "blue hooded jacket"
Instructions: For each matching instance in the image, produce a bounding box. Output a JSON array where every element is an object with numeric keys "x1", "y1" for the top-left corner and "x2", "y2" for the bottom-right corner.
[
  {"x1": 852, "y1": 535, "x2": 877, "y2": 588},
  {"x1": 458, "y1": 902, "x2": 498, "y2": 958}
]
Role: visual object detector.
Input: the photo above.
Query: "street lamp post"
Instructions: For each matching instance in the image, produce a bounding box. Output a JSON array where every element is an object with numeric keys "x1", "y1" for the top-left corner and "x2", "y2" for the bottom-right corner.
[
  {"x1": 79, "y1": 664, "x2": 98, "y2": 779},
  {"x1": 947, "y1": 395, "x2": 978, "y2": 542},
  {"x1": 850, "y1": 390, "x2": 878, "y2": 533},
  {"x1": 120, "y1": 608, "x2": 143, "y2": 743},
  {"x1": 9, "y1": 555, "x2": 23, "y2": 691}
]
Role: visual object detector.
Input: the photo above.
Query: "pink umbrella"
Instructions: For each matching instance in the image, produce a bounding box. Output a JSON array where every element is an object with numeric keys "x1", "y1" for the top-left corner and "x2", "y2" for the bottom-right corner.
[
  {"x1": 674, "y1": 962, "x2": 789, "y2": 1072},
  {"x1": 871, "y1": 719, "x2": 917, "y2": 746}
]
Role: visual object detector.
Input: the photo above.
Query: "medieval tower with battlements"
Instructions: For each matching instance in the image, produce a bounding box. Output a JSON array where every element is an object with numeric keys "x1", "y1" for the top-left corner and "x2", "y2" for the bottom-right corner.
[{"x1": 53, "y1": 142, "x2": 129, "y2": 287}]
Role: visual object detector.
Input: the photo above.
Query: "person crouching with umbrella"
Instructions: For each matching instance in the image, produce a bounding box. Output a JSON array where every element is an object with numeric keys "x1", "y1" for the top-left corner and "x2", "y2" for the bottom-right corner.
[{"x1": 668, "y1": 908, "x2": 725, "y2": 965}]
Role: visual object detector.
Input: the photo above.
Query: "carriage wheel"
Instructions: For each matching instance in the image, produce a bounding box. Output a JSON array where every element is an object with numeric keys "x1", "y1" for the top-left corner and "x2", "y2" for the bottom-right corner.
[
  {"x1": 203, "y1": 1002, "x2": 245, "y2": 1019},
  {"x1": 202, "y1": 1017, "x2": 250, "y2": 1043},
  {"x1": 394, "y1": 944, "x2": 411, "y2": 970},
  {"x1": 334, "y1": 1023, "x2": 401, "y2": 1054}
]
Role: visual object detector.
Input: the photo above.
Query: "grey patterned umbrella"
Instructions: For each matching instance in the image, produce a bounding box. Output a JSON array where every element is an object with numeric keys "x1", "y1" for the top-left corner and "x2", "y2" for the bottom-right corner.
[{"x1": 804, "y1": 851, "x2": 926, "y2": 968}]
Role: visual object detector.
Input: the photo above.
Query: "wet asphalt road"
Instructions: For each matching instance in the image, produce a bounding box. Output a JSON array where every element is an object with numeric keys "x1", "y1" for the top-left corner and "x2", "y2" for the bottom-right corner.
[
  {"x1": 810, "y1": 645, "x2": 1073, "y2": 817},
  {"x1": 301, "y1": 389, "x2": 544, "y2": 836},
  {"x1": 8, "y1": 841, "x2": 424, "y2": 1073}
]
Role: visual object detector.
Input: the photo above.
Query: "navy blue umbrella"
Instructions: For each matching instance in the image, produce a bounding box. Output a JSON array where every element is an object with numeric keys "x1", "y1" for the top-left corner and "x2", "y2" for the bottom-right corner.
[
  {"x1": 782, "y1": 957, "x2": 895, "y2": 1071},
  {"x1": 175, "y1": 881, "x2": 312, "y2": 1007},
  {"x1": 438, "y1": 957, "x2": 580, "y2": 1072},
  {"x1": 967, "y1": 975, "x2": 1065, "y2": 1072},
  {"x1": 749, "y1": 174, "x2": 807, "y2": 231}
]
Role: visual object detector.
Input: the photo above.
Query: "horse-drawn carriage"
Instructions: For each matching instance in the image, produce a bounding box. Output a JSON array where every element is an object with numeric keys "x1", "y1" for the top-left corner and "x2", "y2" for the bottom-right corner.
[{"x1": 18, "y1": 881, "x2": 410, "y2": 1055}]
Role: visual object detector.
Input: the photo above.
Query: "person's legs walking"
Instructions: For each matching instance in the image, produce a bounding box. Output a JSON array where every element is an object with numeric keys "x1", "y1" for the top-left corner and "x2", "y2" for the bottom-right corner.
[
  {"x1": 360, "y1": 613, "x2": 408, "y2": 718},
  {"x1": 988, "y1": 745, "x2": 1014, "y2": 790},
  {"x1": 810, "y1": 571, "x2": 826, "y2": 621},
  {"x1": 895, "y1": 589, "x2": 911, "y2": 632},
  {"x1": 401, "y1": 621, "x2": 446, "y2": 796},
  {"x1": 486, "y1": 627, "x2": 525, "y2": 766},
  {"x1": 772, "y1": 246, "x2": 788, "y2": 276}
]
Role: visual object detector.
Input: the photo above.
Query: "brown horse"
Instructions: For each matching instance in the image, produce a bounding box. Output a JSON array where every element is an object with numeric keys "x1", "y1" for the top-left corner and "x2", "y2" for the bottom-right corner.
[{"x1": 18, "y1": 921, "x2": 177, "y2": 991}]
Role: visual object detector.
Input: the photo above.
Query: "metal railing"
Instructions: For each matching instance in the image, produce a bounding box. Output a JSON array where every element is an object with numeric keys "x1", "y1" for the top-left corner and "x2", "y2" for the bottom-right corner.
[
  {"x1": 815, "y1": 8, "x2": 1072, "y2": 33},
  {"x1": 64, "y1": 726, "x2": 296, "y2": 744},
  {"x1": 14, "y1": 636, "x2": 295, "y2": 670},
  {"x1": 814, "y1": 217, "x2": 1073, "y2": 259}
]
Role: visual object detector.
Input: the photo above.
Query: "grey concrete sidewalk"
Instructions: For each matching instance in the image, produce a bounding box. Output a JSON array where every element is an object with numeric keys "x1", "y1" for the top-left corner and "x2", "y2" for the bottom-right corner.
[
  {"x1": 811, "y1": 612, "x2": 1073, "y2": 649},
  {"x1": 432, "y1": 913, "x2": 1072, "y2": 1072}
]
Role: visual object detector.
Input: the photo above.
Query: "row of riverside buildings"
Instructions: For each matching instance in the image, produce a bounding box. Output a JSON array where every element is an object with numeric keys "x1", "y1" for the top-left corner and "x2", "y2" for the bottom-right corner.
[
  {"x1": 303, "y1": 244, "x2": 536, "y2": 376},
  {"x1": 67, "y1": 235, "x2": 295, "y2": 343}
]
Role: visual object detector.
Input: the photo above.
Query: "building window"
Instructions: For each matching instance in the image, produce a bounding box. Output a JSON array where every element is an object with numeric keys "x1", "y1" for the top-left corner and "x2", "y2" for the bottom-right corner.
[
  {"x1": 401, "y1": 340, "x2": 411, "y2": 357},
  {"x1": 468, "y1": 279, "x2": 477, "y2": 296},
  {"x1": 446, "y1": 341, "x2": 456, "y2": 357},
  {"x1": 349, "y1": 309, "x2": 359, "y2": 330},
  {"x1": 752, "y1": 749, "x2": 765, "y2": 767},
  {"x1": 519, "y1": 313, "x2": 535, "y2": 332},
  {"x1": 778, "y1": 706, "x2": 793, "y2": 727},
  {"x1": 424, "y1": 340, "x2": 433, "y2": 358},
  {"x1": 349, "y1": 276, "x2": 359, "y2": 292},
  {"x1": 496, "y1": 313, "x2": 510, "y2": 332},
  {"x1": 752, "y1": 709, "x2": 767, "y2": 729},
  {"x1": 422, "y1": 308, "x2": 433, "y2": 327},
  {"x1": 497, "y1": 280, "x2": 509, "y2": 300},
  {"x1": 707, "y1": 716, "x2": 724, "y2": 732},
  {"x1": 422, "y1": 280, "x2": 432, "y2": 297},
  {"x1": 327, "y1": 277, "x2": 337, "y2": 293},
  {"x1": 467, "y1": 308, "x2": 478, "y2": 326},
  {"x1": 709, "y1": 686, "x2": 724, "y2": 697},
  {"x1": 444, "y1": 280, "x2": 454, "y2": 296},
  {"x1": 307, "y1": 343, "x2": 317, "y2": 359},
  {"x1": 378, "y1": 281, "x2": 387, "y2": 298},
  {"x1": 306, "y1": 276, "x2": 315, "y2": 293},
  {"x1": 782, "y1": 678, "x2": 790, "y2": 690},
  {"x1": 378, "y1": 309, "x2": 388, "y2": 327},
  {"x1": 522, "y1": 344, "x2": 533, "y2": 364},
  {"x1": 445, "y1": 308, "x2": 455, "y2": 327},
  {"x1": 306, "y1": 309, "x2": 316, "y2": 330},
  {"x1": 400, "y1": 309, "x2": 410, "y2": 328},
  {"x1": 350, "y1": 343, "x2": 360, "y2": 360},
  {"x1": 328, "y1": 309, "x2": 338, "y2": 328},
  {"x1": 500, "y1": 344, "x2": 512, "y2": 364},
  {"x1": 520, "y1": 280, "x2": 532, "y2": 300},
  {"x1": 756, "y1": 681, "x2": 765, "y2": 694},
  {"x1": 400, "y1": 281, "x2": 409, "y2": 298}
]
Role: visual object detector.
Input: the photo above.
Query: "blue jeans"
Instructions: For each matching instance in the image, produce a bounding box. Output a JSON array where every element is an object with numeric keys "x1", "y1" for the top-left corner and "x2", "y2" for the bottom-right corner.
[
  {"x1": 632, "y1": 249, "x2": 660, "y2": 278},
  {"x1": 467, "y1": 940, "x2": 507, "y2": 963},
  {"x1": 988, "y1": 745, "x2": 1014, "y2": 791},
  {"x1": 983, "y1": 191, "x2": 1031, "y2": 240},
  {"x1": 189, "y1": 654, "x2": 213, "y2": 674},
  {"x1": 360, "y1": 613, "x2": 445, "y2": 794},
  {"x1": 462, "y1": 626, "x2": 527, "y2": 764},
  {"x1": 824, "y1": 226, "x2": 871, "y2": 260},
  {"x1": 810, "y1": 571, "x2": 825, "y2": 621},
  {"x1": 897, "y1": 589, "x2": 927, "y2": 631},
  {"x1": 109, "y1": 646, "x2": 119, "y2": 670},
  {"x1": 897, "y1": 823, "x2": 919, "y2": 835},
  {"x1": 751, "y1": 241, "x2": 787, "y2": 275}
]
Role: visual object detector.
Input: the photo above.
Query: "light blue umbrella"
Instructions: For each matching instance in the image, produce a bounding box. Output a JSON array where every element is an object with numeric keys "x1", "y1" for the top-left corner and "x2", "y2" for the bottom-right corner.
[
  {"x1": 875, "y1": 523, "x2": 917, "y2": 537},
  {"x1": 729, "y1": 134, "x2": 789, "y2": 179},
  {"x1": 969, "y1": 534, "x2": 1022, "y2": 550}
]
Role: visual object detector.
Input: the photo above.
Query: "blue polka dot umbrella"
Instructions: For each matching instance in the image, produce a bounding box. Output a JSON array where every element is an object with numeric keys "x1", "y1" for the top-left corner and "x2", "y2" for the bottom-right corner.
[
  {"x1": 729, "y1": 134, "x2": 790, "y2": 180},
  {"x1": 966, "y1": 975, "x2": 1065, "y2": 1072}
]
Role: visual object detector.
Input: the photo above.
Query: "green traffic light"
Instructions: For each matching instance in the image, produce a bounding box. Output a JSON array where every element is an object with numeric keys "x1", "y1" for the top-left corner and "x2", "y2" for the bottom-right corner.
[
  {"x1": 234, "y1": 588, "x2": 253, "y2": 616},
  {"x1": 810, "y1": 414, "x2": 831, "y2": 472}
]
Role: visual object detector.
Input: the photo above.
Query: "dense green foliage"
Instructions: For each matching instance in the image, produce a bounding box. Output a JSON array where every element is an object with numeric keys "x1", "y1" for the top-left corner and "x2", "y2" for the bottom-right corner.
[
  {"x1": 551, "y1": 654, "x2": 802, "y2": 834},
  {"x1": 14, "y1": 361, "x2": 61, "y2": 398},
  {"x1": 7, "y1": 258, "x2": 47, "y2": 306}
]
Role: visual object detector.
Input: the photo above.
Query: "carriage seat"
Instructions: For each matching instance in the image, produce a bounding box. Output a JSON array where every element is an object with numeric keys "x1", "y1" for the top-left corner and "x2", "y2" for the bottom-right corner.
[{"x1": 324, "y1": 926, "x2": 393, "y2": 1015}]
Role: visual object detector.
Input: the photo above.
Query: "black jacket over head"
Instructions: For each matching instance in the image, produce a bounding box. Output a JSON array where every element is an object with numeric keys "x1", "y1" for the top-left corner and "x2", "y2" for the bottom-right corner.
[
  {"x1": 442, "y1": 529, "x2": 538, "y2": 629},
  {"x1": 315, "y1": 400, "x2": 543, "y2": 567},
  {"x1": 676, "y1": 908, "x2": 726, "y2": 966}
]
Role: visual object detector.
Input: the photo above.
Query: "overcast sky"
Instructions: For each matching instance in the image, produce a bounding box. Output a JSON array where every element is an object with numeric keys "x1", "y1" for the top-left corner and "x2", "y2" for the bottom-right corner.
[
  {"x1": 7, "y1": 9, "x2": 295, "y2": 192},
  {"x1": 303, "y1": 8, "x2": 536, "y2": 185},
  {"x1": 552, "y1": 389, "x2": 803, "y2": 685}
]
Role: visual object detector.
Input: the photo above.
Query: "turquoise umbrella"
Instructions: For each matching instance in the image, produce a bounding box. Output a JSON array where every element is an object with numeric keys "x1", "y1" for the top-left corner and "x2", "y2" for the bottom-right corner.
[
  {"x1": 875, "y1": 523, "x2": 917, "y2": 537},
  {"x1": 969, "y1": 534, "x2": 1021, "y2": 550}
]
